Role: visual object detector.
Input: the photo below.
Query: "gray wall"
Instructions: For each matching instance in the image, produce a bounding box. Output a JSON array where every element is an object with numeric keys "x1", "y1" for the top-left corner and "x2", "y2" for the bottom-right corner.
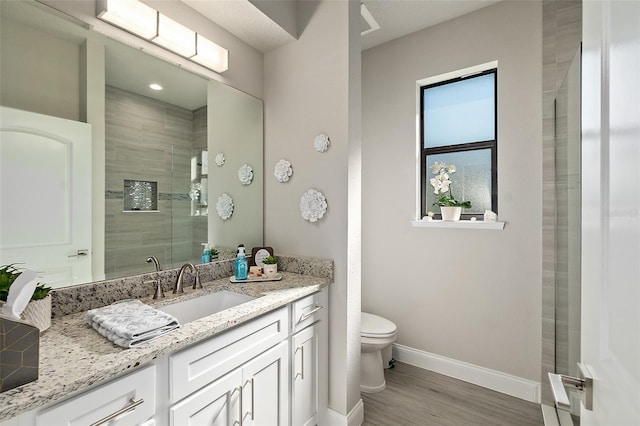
[
  {"x1": 361, "y1": 0, "x2": 543, "y2": 385},
  {"x1": 264, "y1": 0, "x2": 362, "y2": 418}
]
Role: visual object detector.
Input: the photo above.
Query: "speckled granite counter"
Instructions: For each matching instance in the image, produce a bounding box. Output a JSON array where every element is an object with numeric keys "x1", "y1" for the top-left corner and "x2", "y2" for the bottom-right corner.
[{"x1": 0, "y1": 265, "x2": 331, "y2": 422}]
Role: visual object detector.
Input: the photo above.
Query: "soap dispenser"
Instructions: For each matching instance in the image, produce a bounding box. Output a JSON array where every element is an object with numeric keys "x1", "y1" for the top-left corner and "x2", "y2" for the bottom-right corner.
[
  {"x1": 235, "y1": 244, "x2": 248, "y2": 280},
  {"x1": 201, "y1": 243, "x2": 211, "y2": 263}
]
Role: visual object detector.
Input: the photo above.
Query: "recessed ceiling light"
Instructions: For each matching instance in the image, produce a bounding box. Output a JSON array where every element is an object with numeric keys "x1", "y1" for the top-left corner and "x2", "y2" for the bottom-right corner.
[{"x1": 149, "y1": 83, "x2": 163, "y2": 91}]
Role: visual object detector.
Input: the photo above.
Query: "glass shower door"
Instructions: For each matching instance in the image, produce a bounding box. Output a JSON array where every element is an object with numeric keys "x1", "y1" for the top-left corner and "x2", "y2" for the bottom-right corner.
[
  {"x1": 170, "y1": 145, "x2": 207, "y2": 269},
  {"x1": 554, "y1": 47, "x2": 582, "y2": 420}
]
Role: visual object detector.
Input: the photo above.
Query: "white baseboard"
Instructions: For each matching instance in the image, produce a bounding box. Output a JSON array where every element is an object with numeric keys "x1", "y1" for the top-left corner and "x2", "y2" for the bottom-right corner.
[
  {"x1": 325, "y1": 399, "x2": 365, "y2": 426},
  {"x1": 347, "y1": 399, "x2": 364, "y2": 426},
  {"x1": 393, "y1": 343, "x2": 541, "y2": 403}
]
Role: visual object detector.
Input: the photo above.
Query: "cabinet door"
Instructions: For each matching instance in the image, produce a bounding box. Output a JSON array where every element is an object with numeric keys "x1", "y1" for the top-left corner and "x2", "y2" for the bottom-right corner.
[
  {"x1": 170, "y1": 369, "x2": 242, "y2": 426},
  {"x1": 292, "y1": 323, "x2": 319, "y2": 426},
  {"x1": 242, "y1": 341, "x2": 289, "y2": 426}
]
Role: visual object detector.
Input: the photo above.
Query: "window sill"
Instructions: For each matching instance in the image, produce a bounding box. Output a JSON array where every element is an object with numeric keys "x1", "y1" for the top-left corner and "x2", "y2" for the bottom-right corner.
[{"x1": 411, "y1": 220, "x2": 505, "y2": 230}]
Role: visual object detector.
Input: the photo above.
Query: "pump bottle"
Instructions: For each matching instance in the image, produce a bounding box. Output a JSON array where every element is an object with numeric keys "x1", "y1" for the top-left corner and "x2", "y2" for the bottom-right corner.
[
  {"x1": 201, "y1": 243, "x2": 211, "y2": 263},
  {"x1": 235, "y1": 244, "x2": 248, "y2": 280}
]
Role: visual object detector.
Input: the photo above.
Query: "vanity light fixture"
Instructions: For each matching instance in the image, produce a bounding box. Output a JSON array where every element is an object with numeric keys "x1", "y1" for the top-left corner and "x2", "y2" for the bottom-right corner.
[
  {"x1": 149, "y1": 83, "x2": 163, "y2": 91},
  {"x1": 97, "y1": 0, "x2": 229, "y2": 73},
  {"x1": 96, "y1": 0, "x2": 157, "y2": 39},
  {"x1": 154, "y1": 14, "x2": 196, "y2": 57},
  {"x1": 192, "y1": 34, "x2": 229, "y2": 74}
]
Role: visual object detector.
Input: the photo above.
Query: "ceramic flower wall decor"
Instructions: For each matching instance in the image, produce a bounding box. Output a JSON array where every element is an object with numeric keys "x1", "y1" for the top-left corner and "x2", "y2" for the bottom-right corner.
[
  {"x1": 300, "y1": 189, "x2": 328, "y2": 222},
  {"x1": 274, "y1": 159, "x2": 293, "y2": 183},
  {"x1": 215, "y1": 153, "x2": 225, "y2": 166},
  {"x1": 216, "y1": 193, "x2": 234, "y2": 220},
  {"x1": 238, "y1": 164, "x2": 253, "y2": 185},
  {"x1": 313, "y1": 133, "x2": 330, "y2": 153}
]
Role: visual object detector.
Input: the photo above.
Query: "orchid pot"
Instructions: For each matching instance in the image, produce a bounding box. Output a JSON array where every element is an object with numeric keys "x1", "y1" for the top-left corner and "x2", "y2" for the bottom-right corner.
[{"x1": 440, "y1": 206, "x2": 462, "y2": 221}]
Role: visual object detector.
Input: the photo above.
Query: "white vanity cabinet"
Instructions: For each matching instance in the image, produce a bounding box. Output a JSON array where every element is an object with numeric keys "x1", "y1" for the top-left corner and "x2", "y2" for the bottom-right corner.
[
  {"x1": 169, "y1": 307, "x2": 288, "y2": 403},
  {"x1": 35, "y1": 364, "x2": 156, "y2": 426},
  {"x1": 169, "y1": 342, "x2": 289, "y2": 426},
  {"x1": 169, "y1": 308, "x2": 290, "y2": 426},
  {"x1": 3, "y1": 289, "x2": 329, "y2": 426},
  {"x1": 291, "y1": 290, "x2": 328, "y2": 426}
]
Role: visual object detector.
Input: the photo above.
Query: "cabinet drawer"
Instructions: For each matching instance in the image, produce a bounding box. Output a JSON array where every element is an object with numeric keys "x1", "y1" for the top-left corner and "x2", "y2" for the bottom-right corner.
[
  {"x1": 169, "y1": 307, "x2": 288, "y2": 402},
  {"x1": 36, "y1": 365, "x2": 156, "y2": 426},
  {"x1": 292, "y1": 290, "x2": 327, "y2": 334}
]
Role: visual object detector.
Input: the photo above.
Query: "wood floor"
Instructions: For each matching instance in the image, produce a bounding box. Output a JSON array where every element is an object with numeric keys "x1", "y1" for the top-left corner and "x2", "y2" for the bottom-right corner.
[{"x1": 361, "y1": 362, "x2": 544, "y2": 426}]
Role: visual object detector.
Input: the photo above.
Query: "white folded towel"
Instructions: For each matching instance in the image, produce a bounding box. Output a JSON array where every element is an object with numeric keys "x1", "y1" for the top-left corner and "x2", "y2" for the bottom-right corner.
[{"x1": 86, "y1": 300, "x2": 180, "y2": 348}]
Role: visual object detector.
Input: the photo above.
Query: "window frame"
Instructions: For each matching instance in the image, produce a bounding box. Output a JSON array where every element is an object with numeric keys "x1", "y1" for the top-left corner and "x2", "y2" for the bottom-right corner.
[{"x1": 419, "y1": 68, "x2": 498, "y2": 220}]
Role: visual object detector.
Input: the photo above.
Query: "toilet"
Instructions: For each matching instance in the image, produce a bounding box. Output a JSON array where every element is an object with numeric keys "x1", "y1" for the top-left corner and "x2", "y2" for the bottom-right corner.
[{"x1": 360, "y1": 312, "x2": 397, "y2": 393}]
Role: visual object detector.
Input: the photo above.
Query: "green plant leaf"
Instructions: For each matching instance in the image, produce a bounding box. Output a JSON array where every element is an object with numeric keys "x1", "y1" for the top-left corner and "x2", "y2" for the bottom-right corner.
[
  {"x1": 0, "y1": 264, "x2": 51, "y2": 301},
  {"x1": 263, "y1": 256, "x2": 278, "y2": 265}
]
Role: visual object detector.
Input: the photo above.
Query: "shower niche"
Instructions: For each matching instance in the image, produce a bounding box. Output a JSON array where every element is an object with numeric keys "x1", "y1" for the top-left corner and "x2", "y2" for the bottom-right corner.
[{"x1": 123, "y1": 179, "x2": 158, "y2": 212}]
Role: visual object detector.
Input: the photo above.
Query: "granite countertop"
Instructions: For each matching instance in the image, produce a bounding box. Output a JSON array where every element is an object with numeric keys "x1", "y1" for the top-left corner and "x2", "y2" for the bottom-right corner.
[{"x1": 0, "y1": 272, "x2": 330, "y2": 421}]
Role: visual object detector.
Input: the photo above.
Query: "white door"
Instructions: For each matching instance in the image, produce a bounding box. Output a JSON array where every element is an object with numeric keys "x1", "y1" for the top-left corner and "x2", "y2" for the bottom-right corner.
[
  {"x1": 581, "y1": 1, "x2": 640, "y2": 424},
  {"x1": 0, "y1": 106, "x2": 92, "y2": 287}
]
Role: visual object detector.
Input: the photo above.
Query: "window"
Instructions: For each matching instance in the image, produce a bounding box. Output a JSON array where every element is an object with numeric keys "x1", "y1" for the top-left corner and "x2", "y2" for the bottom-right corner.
[{"x1": 420, "y1": 68, "x2": 497, "y2": 219}]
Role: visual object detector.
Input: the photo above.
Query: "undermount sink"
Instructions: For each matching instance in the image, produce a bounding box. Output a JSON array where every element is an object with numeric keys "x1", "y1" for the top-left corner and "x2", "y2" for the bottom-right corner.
[{"x1": 159, "y1": 291, "x2": 255, "y2": 324}]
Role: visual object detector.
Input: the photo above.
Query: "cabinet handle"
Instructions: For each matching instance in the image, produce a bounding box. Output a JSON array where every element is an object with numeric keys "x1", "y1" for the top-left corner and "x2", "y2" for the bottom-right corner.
[
  {"x1": 237, "y1": 385, "x2": 243, "y2": 426},
  {"x1": 294, "y1": 346, "x2": 305, "y2": 380},
  {"x1": 89, "y1": 398, "x2": 143, "y2": 426},
  {"x1": 298, "y1": 305, "x2": 323, "y2": 323},
  {"x1": 250, "y1": 378, "x2": 255, "y2": 421},
  {"x1": 294, "y1": 347, "x2": 300, "y2": 379}
]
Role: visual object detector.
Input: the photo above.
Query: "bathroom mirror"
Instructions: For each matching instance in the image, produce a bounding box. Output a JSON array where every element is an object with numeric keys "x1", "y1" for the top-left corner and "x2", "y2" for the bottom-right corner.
[{"x1": 0, "y1": 1, "x2": 263, "y2": 286}]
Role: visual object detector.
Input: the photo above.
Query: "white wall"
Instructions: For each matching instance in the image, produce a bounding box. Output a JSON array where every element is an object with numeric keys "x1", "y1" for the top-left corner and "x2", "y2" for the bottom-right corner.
[
  {"x1": 264, "y1": 0, "x2": 362, "y2": 420},
  {"x1": 362, "y1": 0, "x2": 542, "y2": 383}
]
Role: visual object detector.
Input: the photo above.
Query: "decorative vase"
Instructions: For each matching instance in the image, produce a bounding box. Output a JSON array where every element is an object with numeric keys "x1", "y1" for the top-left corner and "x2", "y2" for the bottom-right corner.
[
  {"x1": 263, "y1": 264, "x2": 278, "y2": 278},
  {"x1": 440, "y1": 206, "x2": 462, "y2": 221},
  {"x1": 22, "y1": 295, "x2": 52, "y2": 332}
]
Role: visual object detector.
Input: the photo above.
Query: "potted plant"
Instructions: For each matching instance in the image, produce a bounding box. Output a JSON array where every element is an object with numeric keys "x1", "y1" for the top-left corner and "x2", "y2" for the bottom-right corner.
[
  {"x1": 0, "y1": 264, "x2": 52, "y2": 332},
  {"x1": 262, "y1": 256, "x2": 278, "y2": 278},
  {"x1": 210, "y1": 247, "x2": 219, "y2": 261},
  {"x1": 430, "y1": 162, "x2": 472, "y2": 221}
]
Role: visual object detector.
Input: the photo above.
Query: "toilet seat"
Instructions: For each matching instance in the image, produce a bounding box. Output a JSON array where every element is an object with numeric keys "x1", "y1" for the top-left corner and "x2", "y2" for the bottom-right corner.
[{"x1": 361, "y1": 312, "x2": 396, "y2": 338}]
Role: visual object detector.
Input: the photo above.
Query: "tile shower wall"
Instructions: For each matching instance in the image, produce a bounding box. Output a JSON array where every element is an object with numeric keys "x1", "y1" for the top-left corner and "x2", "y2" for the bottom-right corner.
[
  {"x1": 541, "y1": 0, "x2": 582, "y2": 404},
  {"x1": 105, "y1": 86, "x2": 206, "y2": 278}
]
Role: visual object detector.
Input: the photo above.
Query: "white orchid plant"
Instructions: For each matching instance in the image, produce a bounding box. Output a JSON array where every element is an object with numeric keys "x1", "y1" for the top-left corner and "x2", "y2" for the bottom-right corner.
[{"x1": 430, "y1": 162, "x2": 472, "y2": 208}]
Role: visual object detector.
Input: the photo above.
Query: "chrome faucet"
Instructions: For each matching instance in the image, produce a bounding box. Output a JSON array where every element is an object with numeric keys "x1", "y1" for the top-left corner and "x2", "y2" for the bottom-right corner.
[
  {"x1": 146, "y1": 256, "x2": 161, "y2": 272},
  {"x1": 174, "y1": 263, "x2": 202, "y2": 294}
]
